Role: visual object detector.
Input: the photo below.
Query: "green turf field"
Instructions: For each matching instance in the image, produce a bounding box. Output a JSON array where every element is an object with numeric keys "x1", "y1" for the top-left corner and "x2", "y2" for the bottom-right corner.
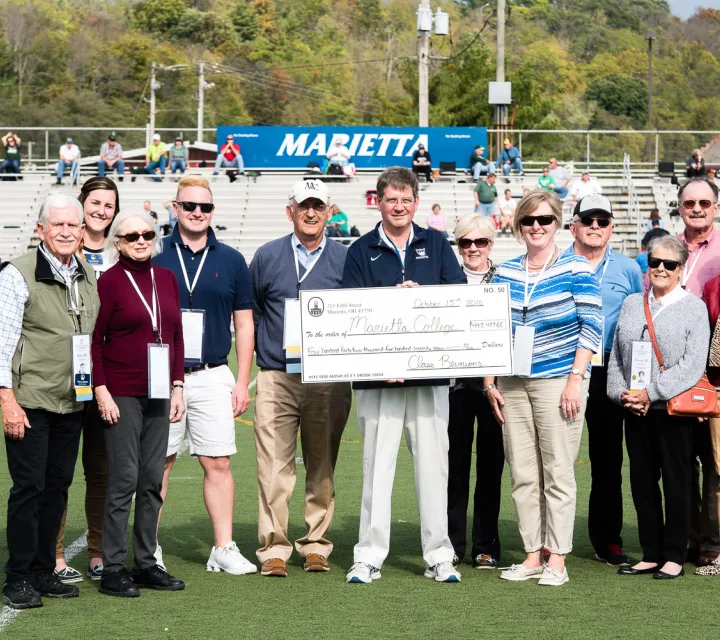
[{"x1": 2, "y1": 352, "x2": 720, "y2": 640}]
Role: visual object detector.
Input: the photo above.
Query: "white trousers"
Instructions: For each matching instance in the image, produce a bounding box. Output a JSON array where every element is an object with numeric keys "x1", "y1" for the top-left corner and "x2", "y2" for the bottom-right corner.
[{"x1": 353, "y1": 386, "x2": 454, "y2": 568}]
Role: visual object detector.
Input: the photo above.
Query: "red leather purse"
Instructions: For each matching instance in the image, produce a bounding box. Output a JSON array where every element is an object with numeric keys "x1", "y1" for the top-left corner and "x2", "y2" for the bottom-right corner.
[{"x1": 643, "y1": 294, "x2": 720, "y2": 418}]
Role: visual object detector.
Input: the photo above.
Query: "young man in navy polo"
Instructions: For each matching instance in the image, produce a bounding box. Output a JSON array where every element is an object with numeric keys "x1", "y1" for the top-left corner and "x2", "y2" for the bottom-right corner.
[{"x1": 154, "y1": 176, "x2": 257, "y2": 575}]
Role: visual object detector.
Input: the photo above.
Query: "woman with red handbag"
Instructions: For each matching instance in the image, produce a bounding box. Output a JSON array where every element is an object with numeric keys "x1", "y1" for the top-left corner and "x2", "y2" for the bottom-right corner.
[{"x1": 608, "y1": 235, "x2": 710, "y2": 580}]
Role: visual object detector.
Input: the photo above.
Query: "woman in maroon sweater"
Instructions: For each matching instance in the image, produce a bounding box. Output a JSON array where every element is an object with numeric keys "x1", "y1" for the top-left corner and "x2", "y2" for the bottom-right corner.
[{"x1": 92, "y1": 210, "x2": 186, "y2": 597}]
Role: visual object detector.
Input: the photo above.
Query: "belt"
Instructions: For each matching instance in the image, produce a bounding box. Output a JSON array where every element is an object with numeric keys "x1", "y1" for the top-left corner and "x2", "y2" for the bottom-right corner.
[{"x1": 184, "y1": 363, "x2": 223, "y2": 375}]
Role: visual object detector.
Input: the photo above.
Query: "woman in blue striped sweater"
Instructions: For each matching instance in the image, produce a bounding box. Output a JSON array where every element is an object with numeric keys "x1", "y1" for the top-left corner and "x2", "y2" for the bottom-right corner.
[{"x1": 483, "y1": 190, "x2": 602, "y2": 587}]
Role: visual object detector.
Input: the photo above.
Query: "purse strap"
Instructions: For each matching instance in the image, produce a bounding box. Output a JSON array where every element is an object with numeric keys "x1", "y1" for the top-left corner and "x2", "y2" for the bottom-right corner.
[{"x1": 643, "y1": 293, "x2": 666, "y2": 371}]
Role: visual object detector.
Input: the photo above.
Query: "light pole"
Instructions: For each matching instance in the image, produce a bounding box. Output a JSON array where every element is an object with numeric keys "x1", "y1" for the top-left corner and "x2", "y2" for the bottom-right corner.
[
  {"x1": 645, "y1": 33, "x2": 656, "y2": 161},
  {"x1": 417, "y1": 0, "x2": 431, "y2": 127}
]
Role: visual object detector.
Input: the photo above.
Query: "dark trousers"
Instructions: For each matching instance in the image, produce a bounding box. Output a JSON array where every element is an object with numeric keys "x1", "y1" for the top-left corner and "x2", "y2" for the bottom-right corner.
[
  {"x1": 447, "y1": 388, "x2": 504, "y2": 560},
  {"x1": 689, "y1": 422, "x2": 720, "y2": 554},
  {"x1": 4, "y1": 408, "x2": 83, "y2": 583},
  {"x1": 625, "y1": 410, "x2": 694, "y2": 565},
  {"x1": 585, "y1": 365, "x2": 625, "y2": 553},
  {"x1": 412, "y1": 165, "x2": 432, "y2": 182},
  {"x1": 103, "y1": 397, "x2": 169, "y2": 573}
]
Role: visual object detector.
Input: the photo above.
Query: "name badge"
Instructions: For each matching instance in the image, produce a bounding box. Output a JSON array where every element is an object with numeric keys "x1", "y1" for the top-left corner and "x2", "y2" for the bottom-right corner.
[
  {"x1": 85, "y1": 252, "x2": 103, "y2": 266},
  {"x1": 181, "y1": 309, "x2": 205, "y2": 365},
  {"x1": 513, "y1": 325, "x2": 535, "y2": 376},
  {"x1": 71, "y1": 333, "x2": 93, "y2": 401},
  {"x1": 283, "y1": 299, "x2": 302, "y2": 374},
  {"x1": 148, "y1": 344, "x2": 171, "y2": 399},
  {"x1": 630, "y1": 341, "x2": 652, "y2": 392},
  {"x1": 591, "y1": 318, "x2": 605, "y2": 367}
]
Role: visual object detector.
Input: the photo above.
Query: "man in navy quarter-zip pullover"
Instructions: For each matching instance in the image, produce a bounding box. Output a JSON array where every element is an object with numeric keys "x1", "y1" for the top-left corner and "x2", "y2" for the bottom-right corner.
[{"x1": 342, "y1": 167, "x2": 466, "y2": 585}]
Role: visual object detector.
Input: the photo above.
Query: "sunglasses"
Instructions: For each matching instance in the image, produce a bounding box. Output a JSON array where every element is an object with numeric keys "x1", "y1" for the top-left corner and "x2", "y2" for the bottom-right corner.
[
  {"x1": 458, "y1": 237, "x2": 491, "y2": 249},
  {"x1": 577, "y1": 215, "x2": 611, "y2": 228},
  {"x1": 120, "y1": 230, "x2": 156, "y2": 243},
  {"x1": 681, "y1": 199, "x2": 715, "y2": 210},
  {"x1": 520, "y1": 215, "x2": 556, "y2": 227},
  {"x1": 647, "y1": 256, "x2": 680, "y2": 271},
  {"x1": 176, "y1": 201, "x2": 215, "y2": 214}
]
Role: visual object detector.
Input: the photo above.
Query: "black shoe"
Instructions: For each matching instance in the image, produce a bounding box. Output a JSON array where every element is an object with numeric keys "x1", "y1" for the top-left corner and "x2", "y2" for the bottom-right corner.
[
  {"x1": 3, "y1": 581, "x2": 43, "y2": 609},
  {"x1": 653, "y1": 567, "x2": 684, "y2": 580},
  {"x1": 99, "y1": 568, "x2": 140, "y2": 598},
  {"x1": 595, "y1": 544, "x2": 630, "y2": 567},
  {"x1": 132, "y1": 566, "x2": 184, "y2": 591},
  {"x1": 618, "y1": 564, "x2": 658, "y2": 575},
  {"x1": 31, "y1": 571, "x2": 79, "y2": 598}
]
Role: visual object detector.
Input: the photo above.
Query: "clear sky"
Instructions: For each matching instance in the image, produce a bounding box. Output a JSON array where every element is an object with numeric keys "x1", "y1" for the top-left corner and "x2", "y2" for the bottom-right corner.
[{"x1": 668, "y1": 0, "x2": 720, "y2": 20}]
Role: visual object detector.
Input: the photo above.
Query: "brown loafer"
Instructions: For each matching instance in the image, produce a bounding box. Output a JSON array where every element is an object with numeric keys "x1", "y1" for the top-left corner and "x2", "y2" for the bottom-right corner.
[
  {"x1": 260, "y1": 558, "x2": 287, "y2": 577},
  {"x1": 303, "y1": 554, "x2": 329, "y2": 572}
]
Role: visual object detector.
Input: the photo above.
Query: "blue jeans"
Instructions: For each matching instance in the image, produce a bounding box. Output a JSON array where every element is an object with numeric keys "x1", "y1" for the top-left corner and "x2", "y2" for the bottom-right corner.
[
  {"x1": 145, "y1": 156, "x2": 168, "y2": 182},
  {"x1": 553, "y1": 187, "x2": 569, "y2": 199},
  {"x1": 501, "y1": 158, "x2": 523, "y2": 175},
  {"x1": 98, "y1": 160, "x2": 125, "y2": 176},
  {"x1": 0, "y1": 159, "x2": 20, "y2": 174},
  {"x1": 213, "y1": 155, "x2": 244, "y2": 174},
  {"x1": 171, "y1": 160, "x2": 186, "y2": 174},
  {"x1": 472, "y1": 162, "x2": 496, "y2": 180},
  {"x1": 475, "y1": 203, "x2": 496, "y2": 216},
  {"x1": 56, "y1": 160, "x2": 79, "y2": 183}
]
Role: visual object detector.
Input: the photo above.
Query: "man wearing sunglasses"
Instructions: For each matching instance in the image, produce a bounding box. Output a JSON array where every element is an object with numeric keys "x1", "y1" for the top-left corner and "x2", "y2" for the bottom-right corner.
[
  {"x1": 566, "y1": 194, "x2": 643, "y2": 567},
  {"x1": 213, "y1": 135, "x2": 244, "y2": 181},
  {"x1": 154, "y1": 177, "x2": 257, "y2": 577}
]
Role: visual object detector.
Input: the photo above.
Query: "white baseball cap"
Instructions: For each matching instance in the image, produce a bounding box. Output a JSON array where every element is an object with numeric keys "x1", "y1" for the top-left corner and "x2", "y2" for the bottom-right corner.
[
  {"x1": 152, "y1": 133, "x2": 161, "y2": 141},
  {"x1": 573, "y1": 194, "x2": 613, "y2": 218},
  {"x1": 289, "y1": 179, "x2": 330, "y2": 205}
]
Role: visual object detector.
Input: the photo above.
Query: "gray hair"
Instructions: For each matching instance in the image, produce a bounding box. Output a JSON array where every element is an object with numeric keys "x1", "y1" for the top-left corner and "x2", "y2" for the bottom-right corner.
[
  {"x1": 648, "y1": 235, "x2": 689, "y2": 267},
  {"x1": 454, "y1": 214, "x2": 496, "y2": 243},
  {"x1": 38, "y1": 194, "x2": 83, "y2": 225},
  {"x1": 104, "y1": 210, "x2": 164, "y2": 267}
]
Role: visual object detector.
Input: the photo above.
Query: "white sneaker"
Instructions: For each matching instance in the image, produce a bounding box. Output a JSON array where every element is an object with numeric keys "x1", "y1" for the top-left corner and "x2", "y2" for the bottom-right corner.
[
  {"x1": 538, "y1": 566, "x2": 569, "y2": 586},
  {"x1": 346, "y1": 562, "x2": 381, "y2": 584},
  {"x1": 154, "y1": 545, "x2": 167, "y2": 572},
  {"x1": 424, "y1": 561, "x2": 461, "y2": 583},
  {"x1": 499, "y1": 563, "x2": 545, "y2": 581},
  {"x1": 207, "y1": 542, "x2": 257, "y2": 575}
]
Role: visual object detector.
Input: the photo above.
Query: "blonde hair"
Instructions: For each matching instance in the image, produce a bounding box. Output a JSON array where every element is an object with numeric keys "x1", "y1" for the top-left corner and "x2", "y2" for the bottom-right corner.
[
  {"x1": 454, "y1": 215, "x2": 495, "y2": 243},
  {"x1": 177, "y1": 176, "x2": 212, "y2": 198},
  {"x1": 512, "y1": 190, "x2": 562, "y2": 240}
]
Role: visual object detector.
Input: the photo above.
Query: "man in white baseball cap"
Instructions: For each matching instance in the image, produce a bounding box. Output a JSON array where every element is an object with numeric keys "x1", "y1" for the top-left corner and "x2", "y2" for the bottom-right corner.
[
  {"x1": 565, "y1": 193, "x2": 643, "y2": 567},
  {"x1": 144, "y1": 133, "x2": 168, "y2": 182},
  {"x1": 248, "y1": 178, "x2": 351, "y2": 577}
]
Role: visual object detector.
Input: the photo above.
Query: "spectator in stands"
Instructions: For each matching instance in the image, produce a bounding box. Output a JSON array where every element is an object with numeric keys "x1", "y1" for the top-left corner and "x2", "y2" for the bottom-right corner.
[
  {"x1": 497, "y1": 139, "x2": 523, "y2": 177},
  {"x1": 0, "y1": 194, "x2": 100, "y2": 609},
  {"x1": 427, "y1": 203, "x2": 449, "y2": 239},
  {"x1": 168, "y1": 137, "x2": 188, "y2": 177},
  {"x1": 498, "y1": 189, "x2": 516, "y2": 235},
  {"x1": 143, "y1": 200, "x2": 157, "y2": 219},
  {"x1": 144, "y1": 134, "x2": 168, "y2": 183},
  {"x1": 93, "y1": 210, "x2": 185, "y2": 597},
  {"x1": 647, "y1": 208, "x2": 664, "y2": 230},
  {"x1": 537, "y1": 167, "x2": 555, "y2": 191},
  {"x1": 470, "y1": 145, "x2": 495, "y2": 181},
  {"x1": 1, "y1": 132, "x2": 21, "y2": 175},
  {"x1": 162, "y1": 198, "x2": 178, "y2": 233},
  {"x1": 56, "y1": 137, "x2": 80, "y2": 186},
  {"x1": 98, "y1": 135, "x2": 125, "y2": 179},
  {"x1": 571, "y1": 171, "x2": 602, "y2": 202},
  {"x1": 214, "y1": 135, "x2": 244, "y2": 180},
  {"x1": 473, "y1": 173, "x2": 498, "y2": 216},
  {"x1": 327, "y1": 140, "x2": 351, "y2": 171},
  {"x1": 326, "y1": 204, "x2": 350, "y2": 238},
  {"x1": 548, "y1": 158, "x2": 571, "y2": 199},
  {"x1": 412, "y1": 144, "x2": 433, "y2": 183},
  {"x1": 686, "y1": 149, "x2": 706, "y2": 178},
  {"x1": 636, "y1": 228, "x2": 670, "y2": 274}
]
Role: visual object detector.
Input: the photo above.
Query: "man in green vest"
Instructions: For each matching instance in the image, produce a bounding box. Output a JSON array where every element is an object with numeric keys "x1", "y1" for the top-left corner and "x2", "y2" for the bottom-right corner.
[{"x1": 0, "y1": 194, "x2": 99, "y2": 610}]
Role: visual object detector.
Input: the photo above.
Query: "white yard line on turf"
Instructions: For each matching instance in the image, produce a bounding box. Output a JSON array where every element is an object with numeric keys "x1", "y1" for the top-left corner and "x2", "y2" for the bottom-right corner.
[{"x1": 0, "y1": 530, "x2": 89, "y2": 632}]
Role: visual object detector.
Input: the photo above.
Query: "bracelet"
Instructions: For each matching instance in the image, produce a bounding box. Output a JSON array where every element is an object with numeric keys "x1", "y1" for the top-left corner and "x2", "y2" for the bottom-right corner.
[
  {"x1": 482, "y1": 384, "x2": 496, "y2": 397},
  {"x1": 172, "y1": 383, "x2": 184, "y2": 389}
]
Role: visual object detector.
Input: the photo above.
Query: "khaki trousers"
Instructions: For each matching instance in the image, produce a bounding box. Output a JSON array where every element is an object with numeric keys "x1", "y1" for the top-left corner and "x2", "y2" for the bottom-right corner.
[
  {"x1": 498, "y1": 377, "x2": 589, "y2": 555},
  {"x1": 689, "y1": 408, "x2": 720, "y2": 556},
  {"x1": 254, "y1": 369, "x2": 351, "y2": 562}
]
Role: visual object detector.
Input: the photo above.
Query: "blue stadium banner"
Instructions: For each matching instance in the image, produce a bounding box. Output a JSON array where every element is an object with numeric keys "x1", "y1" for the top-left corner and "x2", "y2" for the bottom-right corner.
[{"x1": 216, "y1": 126, "x2": 487, "y2": 170}]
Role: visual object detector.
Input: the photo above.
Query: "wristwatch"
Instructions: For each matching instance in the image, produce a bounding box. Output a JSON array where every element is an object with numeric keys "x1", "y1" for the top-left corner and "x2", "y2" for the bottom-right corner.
[
  {"x1": 570, "y1": 368, "x2": 586, "y2": 380},
  {"x1": 482, "y1": 384, "x2": 496, "y2": 396}
]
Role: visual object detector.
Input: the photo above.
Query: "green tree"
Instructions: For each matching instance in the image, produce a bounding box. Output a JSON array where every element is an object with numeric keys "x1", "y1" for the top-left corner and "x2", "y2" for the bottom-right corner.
[
  {"x1": 133, "y1": 0, "x2": 187, "y2": 35},
  {"x1": 585, "y1": 74, "x2": 648, "y2": 127}
]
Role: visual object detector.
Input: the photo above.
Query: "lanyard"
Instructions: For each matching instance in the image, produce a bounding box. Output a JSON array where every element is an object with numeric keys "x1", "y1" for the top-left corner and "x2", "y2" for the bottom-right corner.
[
  {"x1": 523, "y1": 248, "x2": 555, "y2": 322},
  {"x1": 176, "y1": 245, "x2": 209, "y2": 308},
  {"x1": 41, "y1": 245, "x2": 82, "y2": 324},
  {"x1": 682, "y1": 245, "x2": 705, "y2": 287},
  {"x1": 597, "y1": 257, "x2": 610, "y2": 286},
  {"x1": 125, "y1": 269, "x2": 161, "y2": 343},
  {"x1": 293, "y1": 240, "x2": 322, "y2": 293}
]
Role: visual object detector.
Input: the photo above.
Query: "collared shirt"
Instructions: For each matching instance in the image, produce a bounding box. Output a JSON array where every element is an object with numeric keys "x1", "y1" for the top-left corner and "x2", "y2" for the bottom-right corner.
[
  {"x1": 378, "y1": 223, "x2": 415, "y2": 267},
  {"x1": 0, "y1": 245, "x2": 78, "y2": 387},
  {"x1": 648, "y1": 282, "x2": 689, "y2": 313},
  {"x1": 292, "y1": 233, "x2": 326, "y2": 272},
  {"x1": 678, "y1": 227, "x2": 720, "y2": 297},
  {"x1": 153, "y1": 227, "x2": 253, "y2": 367},
  {"x1": 146, "y1": 142, "x2": 167, "y2": 162},
  {"x1": 100, "y1": 142, "x2": 123, "y2": 162},
  {"x1": 59, "y1": 144, "x2": 80, "y2": 161}
]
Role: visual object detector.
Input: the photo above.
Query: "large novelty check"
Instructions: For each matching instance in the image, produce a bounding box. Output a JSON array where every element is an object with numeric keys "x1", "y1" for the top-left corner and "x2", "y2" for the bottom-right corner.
[{"x1": 299, "y1": 283, "x2": 513, "y2": 383}]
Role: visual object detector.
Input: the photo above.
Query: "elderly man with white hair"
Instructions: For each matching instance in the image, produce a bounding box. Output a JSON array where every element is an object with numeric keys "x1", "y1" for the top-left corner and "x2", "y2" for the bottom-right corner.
[{"x1": 0, "y1": 194, "x2": 100, "y2": 609}]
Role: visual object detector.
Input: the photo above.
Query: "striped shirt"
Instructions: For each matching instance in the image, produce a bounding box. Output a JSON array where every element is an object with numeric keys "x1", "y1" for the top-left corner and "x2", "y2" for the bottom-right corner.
[{"x1": 492, "y1": 251, "x2": 602, "y2": 378}]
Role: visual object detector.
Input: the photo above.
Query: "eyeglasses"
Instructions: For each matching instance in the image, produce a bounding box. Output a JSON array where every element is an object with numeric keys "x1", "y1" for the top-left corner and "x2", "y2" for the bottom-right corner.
[
  {"x1": 520, "y1": 215, "x2": 556, "y2": 227},
  {"x1": 577, "y1": 215, "x2": 611, "y2": 228},
  {"x1": 648, "y1": 256, "x2": 680, "y2": 271},
  {"x1": 295, "y1": 202, "x2": 327, "y2": 213},
  {"x1": 381, "y1": 197, "x2": 415, "y2": 207},
  {"x1": 458, "y1": 237, "x2": 491, "y2": 249},
  {"x1": 176, "y1": 201, "x2": 215, "y2": 214},
  {"x1": 119, "y1": 230, "x2": 156, "y2": 243},
  {"x1": 681, "y1": 199, "x2": 715, "y2": 210}
]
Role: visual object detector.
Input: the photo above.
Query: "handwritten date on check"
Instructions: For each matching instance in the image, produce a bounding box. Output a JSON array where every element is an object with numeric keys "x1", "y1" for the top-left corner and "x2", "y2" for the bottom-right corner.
[{"x1": 299, "y1": 284, "x2": 513, "y2": 383}]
